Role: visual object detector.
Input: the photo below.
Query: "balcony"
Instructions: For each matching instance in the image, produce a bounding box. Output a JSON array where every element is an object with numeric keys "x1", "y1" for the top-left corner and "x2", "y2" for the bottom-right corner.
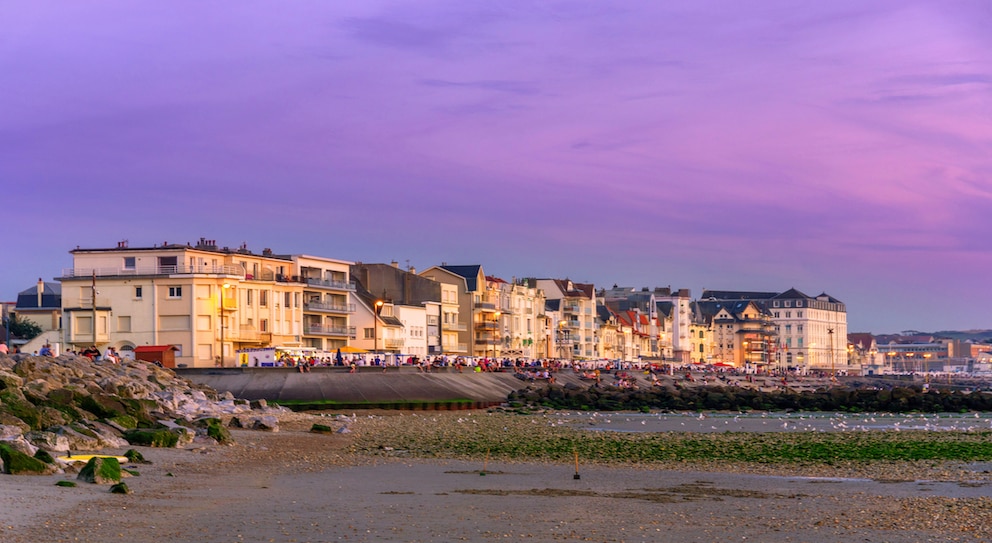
[
  {"x1": 306, "y1": 324, "x2": 357, "y2": 337},
  {"x1": 383, "y1": 339, "x2": 404, "y2": 349},
  {"x1": 60, "y1": 264, "x2": 244, "y2": 279},
  {"x1": 230, "y1": 327, "x2": 272, "y2": 344},
  {"x1": 475, "y1": 322, "x2": 498, "y2": 331},
  {"x1": 442, "y1": 343, "x2": 469, "y2": 353},
  {"x1": 444, "y1": 322, "x2": 468, "y2": 332},
  {"x1": 474, "y1": 302, "x2": 497, "y2": 311},
  {"x1": 303, "y1": 277, "x2": 357, "y2": 291},
  {"x1": 304, "y1": 301, "x2": 355, "y2": 313},
  {"x1": 563, "y1": 303, "x2": 580, "y2": 313}
]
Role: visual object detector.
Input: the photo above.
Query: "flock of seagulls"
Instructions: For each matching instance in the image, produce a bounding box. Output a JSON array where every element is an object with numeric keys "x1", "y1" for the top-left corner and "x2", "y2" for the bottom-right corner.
[{"x1": 562, "y1": 411, "x2": 992, "y2": 433}]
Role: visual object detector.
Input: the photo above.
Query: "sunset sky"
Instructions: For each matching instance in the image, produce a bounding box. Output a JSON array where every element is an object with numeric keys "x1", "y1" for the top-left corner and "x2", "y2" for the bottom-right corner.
[{"x1": 2, "y1": 1, "x2": 990, "y2": 334}]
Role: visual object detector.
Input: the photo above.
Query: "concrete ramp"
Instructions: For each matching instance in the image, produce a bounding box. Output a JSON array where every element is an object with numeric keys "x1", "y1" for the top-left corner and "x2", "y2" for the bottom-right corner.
[{"x1": 176, "y1": 367, "x2": 537, "y2": 405}]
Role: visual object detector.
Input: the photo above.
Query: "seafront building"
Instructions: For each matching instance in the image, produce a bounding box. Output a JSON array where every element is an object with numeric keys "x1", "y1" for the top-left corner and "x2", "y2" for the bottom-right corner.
[
  {"x1": 535, "y1": 279, "x2": 597, "y2": 360},
  {"x1": 418, "y1": 265, "x2": 486, "y2": 357},
  {"x1": 15, "y1": 237, "x2": 903, "y2": 373},
  {"x1": 57, "y1": 239, "x2": 353, "y2": 367},
  {"x1": 698, "y1": 289, "x2": 849, "y2": 373}
]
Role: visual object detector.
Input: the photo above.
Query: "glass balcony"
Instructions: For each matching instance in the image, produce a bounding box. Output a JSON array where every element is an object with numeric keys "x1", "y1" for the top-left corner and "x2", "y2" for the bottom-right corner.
[{"x1": 304, "y1": 301, "x2": 356, "y2": 313}]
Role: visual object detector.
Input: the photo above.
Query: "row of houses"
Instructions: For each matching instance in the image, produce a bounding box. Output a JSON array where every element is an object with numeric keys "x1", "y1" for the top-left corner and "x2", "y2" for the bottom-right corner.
[{"x1": 5, "y1": 238, "x2": 859, "y2": 372}]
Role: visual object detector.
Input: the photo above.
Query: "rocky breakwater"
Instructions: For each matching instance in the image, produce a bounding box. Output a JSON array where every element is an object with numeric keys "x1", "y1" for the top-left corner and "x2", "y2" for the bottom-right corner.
[{"x1": 0, "y1": 353, "x2": 280, "y2": 476}]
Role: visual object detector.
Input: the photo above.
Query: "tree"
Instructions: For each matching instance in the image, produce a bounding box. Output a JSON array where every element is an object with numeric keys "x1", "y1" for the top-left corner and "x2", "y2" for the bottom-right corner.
[{"x1": 6, "y1": 314, "x2": 42, "y2": 340}]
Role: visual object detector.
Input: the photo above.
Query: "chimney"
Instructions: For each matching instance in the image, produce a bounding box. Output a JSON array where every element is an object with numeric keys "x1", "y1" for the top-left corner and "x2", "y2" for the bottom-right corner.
[
  {"x1": 391, "y1": 261, "x2": 399, "y2": 268},
  {"x1": 37, "y1": 278, "x2": 44, "y2": 307}
]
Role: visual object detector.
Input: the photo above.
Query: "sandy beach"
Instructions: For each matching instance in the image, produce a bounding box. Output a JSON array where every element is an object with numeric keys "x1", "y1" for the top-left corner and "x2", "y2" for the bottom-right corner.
[{"x1": 3, "y1": 411, "x2": 992, "y2": 543}]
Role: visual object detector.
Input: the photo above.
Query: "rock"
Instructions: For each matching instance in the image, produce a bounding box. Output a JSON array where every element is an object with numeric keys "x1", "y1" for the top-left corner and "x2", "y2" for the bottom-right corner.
[
  {"x1": 228, "y1": 416, "x2": 244, "y2": 428},
  {"x1": 1, "y1": 435, "x2": 39, "y2": 457},
  {"x1": 0, "y1": 443, "x2": 56, "y2": 475},
  {"x1": 109, "y1": 482, "x2": 131, "y2": 494},
  {"x1": 249, "y1": 415, "x2": 279, "y2": 432},
  {"x1": 249, "y1": 399, "x2": 268, "y2": 410},
  {"x1": 77, "y1": 457, "x2": 122, "y2": 484},
  {"x1": 336, "y1": 425, "x2": 352, "y2": 434},
  {"x1": 25, "y1": 430, "x2": 71, "y2": 453},
  {"x1": 0, "y1": 424, "x2": 24, "y2": 440}
]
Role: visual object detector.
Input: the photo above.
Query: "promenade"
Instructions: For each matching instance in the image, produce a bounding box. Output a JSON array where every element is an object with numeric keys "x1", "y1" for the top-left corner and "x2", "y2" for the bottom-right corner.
[{"x1": 176, "y1": 364, "x2": 950, "y2": 407}]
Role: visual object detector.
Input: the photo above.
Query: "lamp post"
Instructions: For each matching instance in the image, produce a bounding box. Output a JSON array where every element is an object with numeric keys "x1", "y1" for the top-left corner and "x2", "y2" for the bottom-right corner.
[
  {"x1": 374, "y1": 299, "x2": 384, "y2": 362},
  {"x1": 491, "y1": 311, "x2": 501, "y2": 364},
  {"x1": 219, "y1": 283, "x2": 231, "y2": 367},
  {"x1": 797, "y1": 351, "x2": 805, "y2": 376},
  {"x1": 827, "y1": 328, "x2": 835, "y2": 378}
]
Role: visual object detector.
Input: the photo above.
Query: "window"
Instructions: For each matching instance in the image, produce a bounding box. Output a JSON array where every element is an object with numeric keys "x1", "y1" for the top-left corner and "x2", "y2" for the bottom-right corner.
[
  {"x1": 117, "y1": 316, "x2": 131, "y2": 332},
  {"x1": 285, "y1": 292, "x2": 291, "y2": 307},
  {"x1": 797, "y1": 311, "x2": 802, "y2": 318},
  {"x1": 784, "y1": 301, "x2": 791, "y2": 307},
  {"x1": 364, "y1": 328, "x2": 374, "y2": 339},
  {"x1": 135, "y1": 286, "x2": 143, "y2": 299},
  {"x1": 774, "y1": 311, "x2": 779, "y2": 318},
  {"x1": 246, "y1": 289, "x2": 253, "y2": 306},
  {"x1": 260, "y1": 290, "x2": 268, "y2": 307},
  {"x1": 796, "y1": 301, "x2": 803, "y2": 307},
  {"x1": 785, "y1": 311, "x2": 791, "y2": 318},
  {"x1": 123, "y1": 257, "x2": 136, "y2": 269},
  {"x1": 168, "y1": 286, "x2": 182, "y2": 298}
]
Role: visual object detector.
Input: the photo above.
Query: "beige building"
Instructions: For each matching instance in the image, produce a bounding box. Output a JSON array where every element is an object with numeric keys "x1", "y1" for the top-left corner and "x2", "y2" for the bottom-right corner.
[
  {"x1": 296, "y1": 255, "x2": 356, "y2": 352},
  {"x1": 535, "y1": 279, "x2": 597, "y2": 360},
  {"x1": 487, "y1": 277, "x2": 545, "y2": 360},
  {"x1": 57, "y1": 239, "x2": 352, "y2": 367},
  {"x1": 419, "y1": 265, "x2": 485, "y2": 357}
]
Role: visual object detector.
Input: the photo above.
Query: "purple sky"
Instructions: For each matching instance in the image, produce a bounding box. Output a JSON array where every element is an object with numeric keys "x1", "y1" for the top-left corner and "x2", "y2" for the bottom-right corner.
[{"x1": 2, "y1": 1, "x2": 990, "y2": 334}]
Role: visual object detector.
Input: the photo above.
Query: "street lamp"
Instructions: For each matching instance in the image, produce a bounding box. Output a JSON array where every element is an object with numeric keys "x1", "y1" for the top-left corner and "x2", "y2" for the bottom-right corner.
[
  {"x1": 374, "y1": 299, "x2": 384, "y2": 362},
  {"x1": 827, "y1": 328, "x2": 835, "y2": 378},
  {"x1": 797, "y1": 351, "x2": 805, "y2": 375},
  {"x1": 219, "y1": 283, "x2": 231, "y2": 367},
  {"x1": 492, "y1": 311, "x2": 501, "y2": 363}
]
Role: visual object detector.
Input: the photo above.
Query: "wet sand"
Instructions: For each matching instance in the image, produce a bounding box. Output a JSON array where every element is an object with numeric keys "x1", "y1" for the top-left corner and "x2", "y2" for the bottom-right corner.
[{"x1": 3, "y1": 411, "x2": 992, "y2": 543}]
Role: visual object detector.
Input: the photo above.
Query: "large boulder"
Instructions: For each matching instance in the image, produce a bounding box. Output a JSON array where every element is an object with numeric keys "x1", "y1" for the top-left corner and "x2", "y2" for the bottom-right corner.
[
  {"x1": 0, "y1": 443, "x2": 56, "y2": 475},
  {"x1": 77, "y1": 457, "x2": 122, "y2": 484},
  {"x1": 24, "y1": 430, "x2": 71, "y2": 453}
]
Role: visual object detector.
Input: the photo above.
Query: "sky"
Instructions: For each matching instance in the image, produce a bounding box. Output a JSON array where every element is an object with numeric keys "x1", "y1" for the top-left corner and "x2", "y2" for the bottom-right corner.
[{"x1": 1, "y1": 1, "x2": 990, "y2": 334}]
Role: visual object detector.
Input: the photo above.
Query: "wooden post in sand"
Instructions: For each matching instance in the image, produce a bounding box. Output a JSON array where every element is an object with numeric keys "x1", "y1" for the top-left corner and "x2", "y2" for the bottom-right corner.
[
  {"x1": 481, "y1": 448, "x2": 490, "y2": 476},
  {"x1": 573, "y1": 448, "x2": 581, "y2": 480}
]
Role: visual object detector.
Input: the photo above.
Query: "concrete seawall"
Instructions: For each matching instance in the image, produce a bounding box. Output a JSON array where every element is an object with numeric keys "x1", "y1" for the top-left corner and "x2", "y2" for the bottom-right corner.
[{"x1": 176, "y1": 367, "x2": 544, "y2": 406}]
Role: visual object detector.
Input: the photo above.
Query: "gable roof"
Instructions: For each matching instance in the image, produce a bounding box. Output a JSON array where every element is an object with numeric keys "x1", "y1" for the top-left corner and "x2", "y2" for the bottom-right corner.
[{"x1": 440, "y1": 265, "x2": 483, "y2": 292}]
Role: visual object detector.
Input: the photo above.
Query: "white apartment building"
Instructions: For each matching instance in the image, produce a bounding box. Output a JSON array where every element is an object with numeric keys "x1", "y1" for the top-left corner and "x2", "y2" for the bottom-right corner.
[{"x1": 57, "y1": 239, "x2": 353, "y2": 367}]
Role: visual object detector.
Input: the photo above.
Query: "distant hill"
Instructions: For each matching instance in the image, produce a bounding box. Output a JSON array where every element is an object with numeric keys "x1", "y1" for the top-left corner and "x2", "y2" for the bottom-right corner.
[{"x1": 931, "y1": 330, "x2": 992, "y2": 342}]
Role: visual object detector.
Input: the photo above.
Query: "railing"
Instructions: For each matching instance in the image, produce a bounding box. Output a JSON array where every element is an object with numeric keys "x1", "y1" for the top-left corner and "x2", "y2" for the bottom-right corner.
[
  {"x1": 474, "y1": 302, "x2": 496, "y2": 311},
  {"x1": 304, "y1": 301, "x2": 355, "y2": 313},
  {"x1": 384, "y1": 339, "x2": 404, "y2": 349},
  {"x1": 61, "y1": 265, "x2": 244, "y2": 278},
  {"x1": 231, "y1": 328, "x2": 272, "y2": 342},
  {"x1": 307, "y1": 324, "x2": 357, "y2": 337},
  {"x1": 303, "y1": 278, "x2": 356, "y2": 290},
  {"x1": 563, "y1": 304, "x2": 580, "y2": 313},
  {"x1": 445, "y1": 322, "x2": 468, "y2": 332},
  {"x1": 475, "y1": 322, "x2": 498, "y2": 330}
]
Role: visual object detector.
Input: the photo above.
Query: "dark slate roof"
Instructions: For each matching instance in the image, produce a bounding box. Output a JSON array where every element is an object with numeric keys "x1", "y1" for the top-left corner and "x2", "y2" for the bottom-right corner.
[
  {"x1": 655, "y1": 301, "x2": 674, "y2": 318},
  {"x1": 440, "y1": 265, "x2": 482, "y2": 292},
  {"x1": 772, "y1": 288, "x2": 811, "y2": 300},
  {"x1": 595, "y1": 304, "x2": 613, "y2": 323},
  {"x1": 16, "y1": 282, "x2": 62, "y2": 310},
  {"x1": 545, "y1": 299, "x2": 561, "y2": 312},
  {"x1": 701, "y1": 290, "x2": 778, "y2": 301}
]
